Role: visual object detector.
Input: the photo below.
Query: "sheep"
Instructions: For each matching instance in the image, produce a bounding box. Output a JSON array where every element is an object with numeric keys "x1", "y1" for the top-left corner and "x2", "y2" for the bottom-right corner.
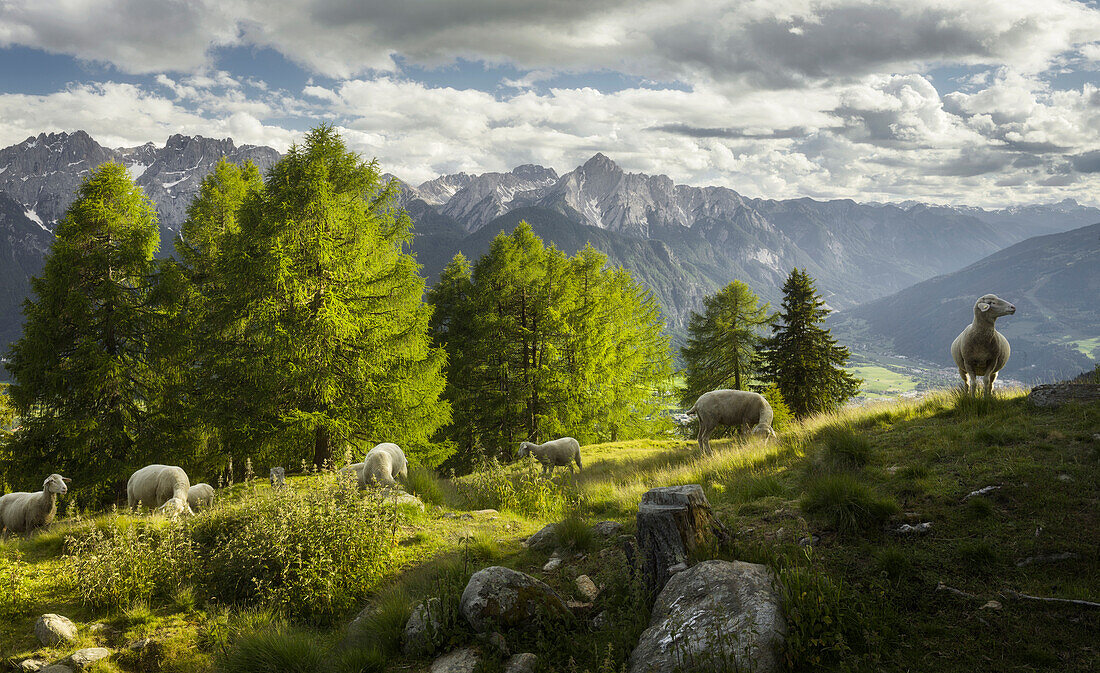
[
  {"x1": 517, "y1": 437, "x2": 582, "y2": 476},
  {"x1": 0, "y1": 473, "x2": 70, "y2": 535},
  {"x1": 127, "y1": 464, "x2": 194, "y2": 515},
  {"x1": 686, "y1": 389, "x2": 777, "y2": 454},
  {"x1": 269, "y1": 467, "x2": 286, "y2": 489},
  {"x1": 340, "y1": 462, "x2": 368, "y2": 488},
  {"x1": 951, "y1": 293, "x2": 1015, "y2": 396},
  {"x1": 187, "y1": 483, "x2": 215, "y2": 510},
  {"x1": 362, "y1": 443, "x2": 408, "y2": 488}
]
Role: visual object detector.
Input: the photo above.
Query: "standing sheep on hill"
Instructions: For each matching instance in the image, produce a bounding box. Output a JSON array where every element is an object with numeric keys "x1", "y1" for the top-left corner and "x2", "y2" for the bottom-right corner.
[
  {"x1": 127, "y1": 464, "x2": 194, "y2": 515},
  {"x1": 517, "y1": 437, "x2": 583, "y2": 476},
  {"x1": 362, "y1": 443, "x2": 408, "y2": 488},
  {"x1": 0, "y1": 473, "x2": 71, "y2": 535},
  {"x1": 951, "y1": 293, "x2": 1015, "y2": 396},
  {"x1": 687, "y1": 389, "x2": 777, "y2": 454}
]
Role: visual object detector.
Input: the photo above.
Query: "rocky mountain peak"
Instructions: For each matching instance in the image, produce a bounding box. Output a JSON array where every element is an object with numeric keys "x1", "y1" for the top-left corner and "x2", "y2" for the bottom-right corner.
[
  {"x1": 581, "y1": 152, "x2": 622, "y2": 176},
  {"x1": 511, "y1": 164, "x2": 558, "y2": 181}
]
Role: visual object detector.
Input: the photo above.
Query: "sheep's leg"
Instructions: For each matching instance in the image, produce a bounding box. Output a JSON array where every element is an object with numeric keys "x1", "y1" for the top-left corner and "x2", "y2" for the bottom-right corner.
[
  {"x1": 984, "y1": 371, "x2": 997, "y2": 396},
  {"x1": 698, "y1": 423, "x2": 714, "y2": 454},
  {"x1": 963, "y1": 366, "x2": 979, "y2": 396}
]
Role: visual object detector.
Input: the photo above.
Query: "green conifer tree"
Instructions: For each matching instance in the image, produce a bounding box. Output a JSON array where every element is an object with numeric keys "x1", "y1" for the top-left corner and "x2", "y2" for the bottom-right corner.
[
  {"x1": 679, "y1": 280, "x2": 772, "y2": 407},
  {"x1": 215, "y1": 126, "x2": 450, "y2": 467},
  {"x1": 4, "y1": 163, "x2": 159, "y2": 496},
  {"x1": 759, "y1": 268, "x2": 861, "y2": 416}
]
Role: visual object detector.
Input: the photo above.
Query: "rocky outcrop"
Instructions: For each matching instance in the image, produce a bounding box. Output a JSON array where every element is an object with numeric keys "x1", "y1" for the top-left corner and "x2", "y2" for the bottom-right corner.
[
  {"x1": 460, "y1": 566, "x2": 571, "y2": 632},
  {"x1": 524, "y1": 523, "x2": 559, "y2": 551},
  {"x1": 66, "y1": 648, "x2": 111, "y2": 670},
  {"x1": 1029, "y1": 383, "x2": 1100, "y2": 408},
  {"x1": 628, "y1": 560, "x2": 786, "y2": 673},
  {"x1": 34, "y1": 614, "x2": 77, "y2": 646},
  {"x1": 403, "y1": 597, "x2": 443, "y2": 656}
]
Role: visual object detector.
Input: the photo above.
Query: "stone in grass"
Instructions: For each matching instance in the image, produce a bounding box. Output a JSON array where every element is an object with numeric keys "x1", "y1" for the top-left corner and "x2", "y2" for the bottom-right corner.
[
  {"x1": 19, "y1": 659, "x2": 47, "y2": 673},
  {"x1": 525, "y1": 523, "x2": 559, "y2": 551},
  {"x1": 66, "y1": 648, "x2": 111, "y2": 670},
  {"x1": 592, "y1": 520, "x2": 623, "y2": 537},
  {"x1": 35, "y1": 614, "x2": 78, "y2": 646},
  {"x1": 629, "y1": 560, "x2": 786, "y2": 673},
  {"x1": 404, "y1": 597, "x2": 443, "y2": 656},
  {"x1": 542, "y1": 549, "x2": 567, "y2": 573},
  {"x1": 575, "y1": 574, "x2": 600, "y2": 601},
  {"x1": 460, "y1": 566, "x2": 571, "y2": 633},
  {"x1": 39, "y1": 666, "x2": 73, "y2": 673},
  {"x1": 504, "y1": 653, "x2": 539, "y2": 673},
  {"x1": 430, "y1": 647, "x2": 481, "y2": 673}
]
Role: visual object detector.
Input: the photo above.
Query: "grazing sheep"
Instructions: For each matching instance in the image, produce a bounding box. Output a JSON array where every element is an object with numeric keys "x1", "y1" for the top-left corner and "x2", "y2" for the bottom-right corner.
[
  {"x1": 951, "y1": 293, "x2": 1016, "y2": 396},
  {"x1": 0, "y1": 473, "x2": 70, "y2": 535},
  {"x1": 517, "y1": 437, "x2": 582, "y2": 476},
  {"x1": 686, "y1": 389, "x2": 777, "y2": 454},
  {"x1": 187, "y1": 483, "x2": 215, "y2": 510},
  {"x1": 269, "y1": 467, "x2": 286, "y2": 489},
  {"x1": 339, "y1": 462, "x2": 367, "y2": 488},
  {"x1": 127, "y1": 464, "x2": 194, "y2": 514},
  {"x1": 363, "y1": 443, "x2": 408, "y2": 488}
]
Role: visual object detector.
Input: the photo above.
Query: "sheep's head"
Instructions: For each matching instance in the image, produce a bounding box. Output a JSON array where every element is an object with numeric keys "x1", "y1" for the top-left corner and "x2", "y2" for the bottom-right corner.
[
  {"x1": 751, "y1": 425, "x2": 778, "y2": 445},
  {"x1": 516, "y1": 443, "x2": 532, "y2": 460},
  {"x1": 975, "y1": 294, "x2": 1016, "y2": 319},
  {"x1": 158, "y1": 497, "x2": 194, "y2": 517},
  {"x1": 43, "y1": 474, "x2": 70, "y2": 495}
]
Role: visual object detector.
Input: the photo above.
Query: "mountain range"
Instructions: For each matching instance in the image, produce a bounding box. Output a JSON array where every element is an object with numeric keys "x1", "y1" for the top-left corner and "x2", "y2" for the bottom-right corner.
[{"x1": 0, "y1": 130, "x2": 1097, "y2": 381}]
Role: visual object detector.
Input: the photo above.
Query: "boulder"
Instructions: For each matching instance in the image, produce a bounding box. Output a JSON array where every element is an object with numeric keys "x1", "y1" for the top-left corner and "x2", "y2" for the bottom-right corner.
[
  {"x1": 628, "y1": 560, "x2": 786, "y2": 673},
  {"x1": 403, "y1": 597, "x2": 443, "y2": 656},
  {"x1": 430, "y1": 647, "x2": 481, "y2": 673},
  {"x1": 525, "y1": 523, "x2": 559, "y2": 551},
  {"x1": 35, "y1": 614, "x2": 77, "y2": 646},
  {"x1": 636, "y1": 485, "x2": 722, "y2": 592},
  {"x1": 592, "y1": 520, "x2": 624, "y2": 537},
  {"x1": 575, "y1": 575, "x2": 599, "y2": 601},
  {"x1": 19, "y1": 660, "x2": 47, "y2": 672},
  {"x1": 39, "y1": 667, "x2": 73, "y2": 673},
  {"x1": 504, "y1": 652, "x2": 539, "y2": 673},
  {"x1": 1029, "y1": 383, "x2": 1100, "y2": 408},
  {"x1": 460, "y1": 566, "x2": 571, "y2": 633},
  {"x1": 66, "y1": 648, "x2": 111, "y2": 670}
]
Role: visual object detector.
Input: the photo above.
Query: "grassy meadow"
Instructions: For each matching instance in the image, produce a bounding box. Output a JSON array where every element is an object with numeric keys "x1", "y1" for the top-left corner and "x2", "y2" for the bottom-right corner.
[{"x1": 1, "y1": 389, "x2": 1098, "y2": 672}]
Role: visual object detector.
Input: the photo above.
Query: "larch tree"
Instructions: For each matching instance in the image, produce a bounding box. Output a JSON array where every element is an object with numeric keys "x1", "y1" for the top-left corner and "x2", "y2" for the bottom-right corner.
[
  {"x1": 214, "y1": 126, "x2": 450, "y2": 467},
  {"x1": 679, "y1": 280, "x2": 772, "y2": 407},
  {"x1": 759, "y1": 268, "x2": 861, "y2": 417},
  {"x1": 4, "y1": 163, "x2": 159, "y2": 496}
]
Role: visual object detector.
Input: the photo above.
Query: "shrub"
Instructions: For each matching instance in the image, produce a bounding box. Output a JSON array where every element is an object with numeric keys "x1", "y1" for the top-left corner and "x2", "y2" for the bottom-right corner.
[
  {"x1": 778, "y1": 566, "x2": 866, "y2": 669},
  {"x1": 405, "y1": 463, "x2": 450, "y2": 506},
  {"x1": 801, "y1": 473, "x2": 899, "y2": 536},
  {"x1": 458, "y1": 456, "x2": 572, "y2": 517},
  {"x1": 760, "y1": 384, "x2": 793, "y2": 432},
  {"x1": 219, "y1": 626, "x2": 326, "y2": 673}
]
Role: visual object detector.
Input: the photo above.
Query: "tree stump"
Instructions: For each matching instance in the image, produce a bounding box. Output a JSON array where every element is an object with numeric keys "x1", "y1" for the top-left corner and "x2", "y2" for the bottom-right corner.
[{"x1": 635, "y1": 485, "x2": 723, "y2": 593}]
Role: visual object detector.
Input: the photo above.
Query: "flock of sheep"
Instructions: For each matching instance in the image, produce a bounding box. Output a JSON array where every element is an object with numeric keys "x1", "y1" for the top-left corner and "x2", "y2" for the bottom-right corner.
[{"x1": 0, "y1": 294, "x2": 1016, "y2": 537}]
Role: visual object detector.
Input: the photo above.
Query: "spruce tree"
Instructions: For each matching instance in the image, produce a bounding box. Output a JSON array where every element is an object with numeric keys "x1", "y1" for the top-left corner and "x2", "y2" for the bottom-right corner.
[
  {"x1": 680, "y1": 280, "x2": 772, "y2": 407},
  {"x1": 215, "y1": 126, "x2": 450, "y2": 467},
  {"x1": 4, "y1": 163, "x2": 159, "y2": 496},
  {"x1": 760, "y1": 269, "x2": 861, "y2": 416}
]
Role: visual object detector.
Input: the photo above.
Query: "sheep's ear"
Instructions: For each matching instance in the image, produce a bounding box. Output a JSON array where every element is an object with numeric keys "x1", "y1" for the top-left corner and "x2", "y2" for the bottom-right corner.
[
  {"x1": 62, "y1": 477, "x2": 72, "y2": 483},
  {"x1": 978, "y1": 302, "x2": 990, "y2": 312}
]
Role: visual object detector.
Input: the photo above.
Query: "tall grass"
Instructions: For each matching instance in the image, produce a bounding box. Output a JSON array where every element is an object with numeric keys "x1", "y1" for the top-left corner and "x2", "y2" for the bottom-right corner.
[
  {"x1": 801, "y1": 473, "x2": 899, "y2": 536},
  {"x1": 457, "y1": 455, "x2": 574, "y2": 517}
]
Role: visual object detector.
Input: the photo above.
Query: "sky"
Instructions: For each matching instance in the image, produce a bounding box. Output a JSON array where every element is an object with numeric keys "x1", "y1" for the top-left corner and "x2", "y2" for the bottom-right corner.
[{"x1": 1, "y1": 0, "x2": 1099, "y2": 207}]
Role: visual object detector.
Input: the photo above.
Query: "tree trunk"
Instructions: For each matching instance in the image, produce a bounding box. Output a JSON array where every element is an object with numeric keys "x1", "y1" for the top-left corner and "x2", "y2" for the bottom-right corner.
[{"x1": 313, "y1": 424, "x2": 333, "y2": 468}]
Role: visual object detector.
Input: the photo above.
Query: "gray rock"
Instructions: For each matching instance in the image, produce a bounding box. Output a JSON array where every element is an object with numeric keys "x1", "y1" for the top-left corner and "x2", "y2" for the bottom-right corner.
[
  {"x1": 391, "y1": 492, "x2": 425, "y2": 509},
  {"x1": 38, "y1": 666, "x2": 73, "y2": 673},
  {"x1": 269, "y1": 466, "x2": 286, "y2": 488},
  {"x1": 403, "y1": 597, "x2": 443, "y2": 656},
  {"x1": 628, "y1": 560, "x2": 786, "y2": 673},
  {"x1": 593, "y1": 610, "x2": 608, "y2": 629},
  {"x1": 35, "y1": 614, "x2": 77, "y2": 646},
  {"x1": 1015, "y1": 552, "x2": 1078, "y2": 567},
  {"x1": 542, "y1": 548, "x2": 567, "y2": 573},
  {"x1": 430, "y1": 647, "x2": 481, "y2": 673},
  {"x1": 66, "y1": 648, "x2": 111, "y2": 670},
  {"x1": 128, "y1": 638, "x2": 155, "y2": 651},
  {"x1": 525, "y1": 523, "x2": 559, "y2": 550},
  {"x1": 19, "y1": 659, "x2": 47, "y2": 672},
  {"x1": 460, "y1": 566, "x2": 571, "y2": 633},
  {"x1": 895, "y1": 522, "x2": 932, "y2": 535},
  {"x1": 575, "y1": 574, "x2": 599, "y2": 601},
  {"x1": 503, "y1": 652, "x2": 539, "y2": 673},
  {"x1": 1029, "y1": 383, "x2": 1100, "y2": 408},
  {"x1": 798, "y1": 535, "x2": 820, "y2": 547},
  {"x1": 592, "y1": 520, "x2": 623, "y2": 537},
  {"x1": 964, "y1": 485, "x2": 1001, "y2": 500},
  {"x1": 476, "y1": 631, "x2": 510, "y2": 656}
]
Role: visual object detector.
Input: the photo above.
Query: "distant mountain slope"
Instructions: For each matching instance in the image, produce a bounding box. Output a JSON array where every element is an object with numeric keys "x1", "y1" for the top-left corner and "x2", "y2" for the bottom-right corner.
[
  {"x1": 832, "y1": 222, "x2": 1100, "y2": 383},
  {"x1": 0, "y1": 192, "x2": 52, "y2": 349}
]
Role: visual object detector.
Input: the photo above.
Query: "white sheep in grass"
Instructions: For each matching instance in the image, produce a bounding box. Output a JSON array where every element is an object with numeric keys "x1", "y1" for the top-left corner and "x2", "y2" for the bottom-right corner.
[
  {"x1": 686, "y1": 389, "x2": 777, "y2": 454},
  {"x1": 340, "y1": 462, "x2": 367, "y2": 488},
  {"x1": 362, "y1": 443, "x2": 408, "y2": 488},
  {"x1": 187, "y1": 483, "x2": 215, "y2": 510},
  {"x1": 517, "y1": 437, "x2": 582, "y2": 476},
  {"x1": 951, "y1": 293, "x2": 1016, "y2": 396},
  {"x1": 127, "y1": 464, "x2": 194, "y2": 515},
  {"x1": 269, "y1": 467, "x2": 286, "y2": 489},
  {"x1": 0, "y1": 473, "x2": 70, "y2": 535}
]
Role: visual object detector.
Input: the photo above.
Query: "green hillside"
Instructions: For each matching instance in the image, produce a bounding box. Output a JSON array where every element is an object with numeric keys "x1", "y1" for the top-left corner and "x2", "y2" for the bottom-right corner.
[{"x1": 2, "y1": 390, "x2": 1097, "y2": 672}]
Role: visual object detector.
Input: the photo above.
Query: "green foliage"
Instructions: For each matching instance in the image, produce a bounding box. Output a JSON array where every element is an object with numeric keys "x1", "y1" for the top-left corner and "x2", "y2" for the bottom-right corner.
[
  {"x1": 352, "y1": 587, "x2": 412, "y2": 656},
  {"x1": 556, "y1": 505, "x2": 594, "y2": 552},
  {"x1": 180, "y1": 126, "x2": 450, "y2": 469},
  {"x1": 404, "y1": 463, "x2": 453, "y2": 507},
  {"x1": 801, "y1": 473, "x2": 899, "y2": 536},
  {"x1": 4, "y1": 163, "x2": 160, "y2": 499},
  {"x1": 429, "y1": 225, "x2": 672, "y2": 465},
  {"x1": 819, "y1": 426, "x2": 873, "y2": 469},
  {"x1": 758, "y1": 383, "x2": 792, "y2": 432},
  {"x1": 680, "y1": 280, "x2": 772, "y2": 406},
  {"x1": 778, "y1": 566, "x2": 868, "y2": 669},
  {"x1": 760, "y1": 269, "x2": 861, "y2": 417},
  {"x1": 457, "y1": 455, "x2": 573, "y2": 517},
  {"x1": 219, "y1": 626, "x2": 327, "y2": 673}
]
